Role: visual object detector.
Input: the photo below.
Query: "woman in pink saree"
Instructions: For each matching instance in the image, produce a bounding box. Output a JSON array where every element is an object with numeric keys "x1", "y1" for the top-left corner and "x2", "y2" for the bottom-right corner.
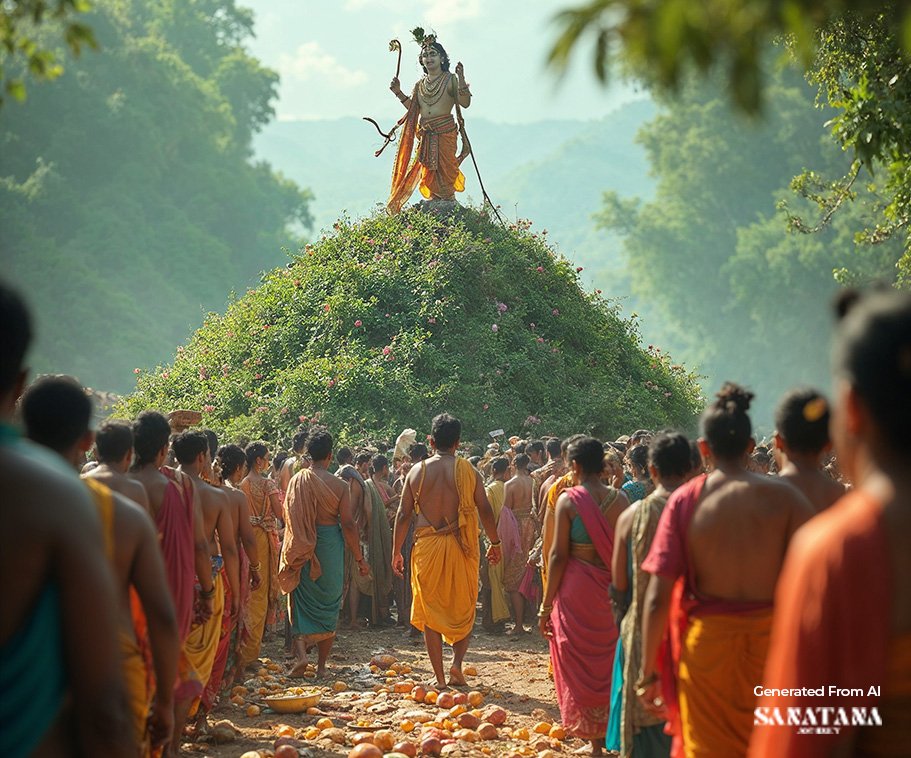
[{"x1": 539, "y1": 436, "x2": 628, "y2": 755}]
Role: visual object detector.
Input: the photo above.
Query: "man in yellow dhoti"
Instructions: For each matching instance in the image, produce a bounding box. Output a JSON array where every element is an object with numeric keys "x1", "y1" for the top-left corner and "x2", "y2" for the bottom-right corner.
[
  {"x1": 393, "y1": 413, "x2": 502, "y2": 687},
  {"x1": 387, "y1": 30, "x2": 471, "y2": 214}
]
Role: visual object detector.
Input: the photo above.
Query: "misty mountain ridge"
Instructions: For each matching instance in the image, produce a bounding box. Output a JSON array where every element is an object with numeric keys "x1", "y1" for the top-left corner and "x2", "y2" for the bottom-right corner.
[{"x1": 253, "y1": 98, "x2": 657, "y2": 275}]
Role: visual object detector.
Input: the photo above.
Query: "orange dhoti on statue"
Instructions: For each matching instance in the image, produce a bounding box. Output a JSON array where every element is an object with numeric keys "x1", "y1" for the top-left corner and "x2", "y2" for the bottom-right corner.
[{"x1": 388, "y1": 100, "x2": 465, "y2": 214}]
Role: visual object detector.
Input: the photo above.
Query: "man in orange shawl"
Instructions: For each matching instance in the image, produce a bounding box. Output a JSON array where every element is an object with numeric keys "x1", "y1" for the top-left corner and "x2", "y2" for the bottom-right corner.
[
  {"x1": 279, "y1": 428, "x2": 366, "y2": 679},
  {"x1": 387, "y1": 32, "x2": 471, "y2": 213},
  {"x1": 393, "y1": 413, "x2": 502, "y2": 687}
]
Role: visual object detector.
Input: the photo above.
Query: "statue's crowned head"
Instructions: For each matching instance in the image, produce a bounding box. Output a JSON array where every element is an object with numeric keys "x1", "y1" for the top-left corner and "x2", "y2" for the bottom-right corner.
[{"x1": 412, "y1": 26, "x2": 450, "y2": 72}]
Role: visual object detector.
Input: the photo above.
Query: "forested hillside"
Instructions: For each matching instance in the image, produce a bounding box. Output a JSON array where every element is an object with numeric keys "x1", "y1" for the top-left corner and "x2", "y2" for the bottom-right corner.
[
  {"x1": 125, "y1": 207, "x2": 702, "y2": 444},
  {"x1": 597, "y1": 62, "x2": 904, "y2": 425},
  {"x1": 2, "y1": 0, "x2": 311, "y2": 392}
]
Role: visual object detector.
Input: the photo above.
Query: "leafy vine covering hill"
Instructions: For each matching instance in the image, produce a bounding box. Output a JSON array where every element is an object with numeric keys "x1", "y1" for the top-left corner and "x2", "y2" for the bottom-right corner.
[{"x1": 123, "y1": 207, "x2": 702, "y2": 446}]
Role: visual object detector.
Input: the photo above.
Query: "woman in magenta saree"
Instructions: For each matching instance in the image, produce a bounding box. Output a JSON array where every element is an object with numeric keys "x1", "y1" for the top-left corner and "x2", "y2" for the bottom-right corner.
[{"x1": 539, "y1": 437, "x2": 628, "y2": 754}]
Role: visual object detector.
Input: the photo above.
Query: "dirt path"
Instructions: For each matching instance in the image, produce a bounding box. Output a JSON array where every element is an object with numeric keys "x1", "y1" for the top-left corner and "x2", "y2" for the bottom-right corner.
[{"x1": 189, "y1": 622, "x2": 585, "y2": 757}]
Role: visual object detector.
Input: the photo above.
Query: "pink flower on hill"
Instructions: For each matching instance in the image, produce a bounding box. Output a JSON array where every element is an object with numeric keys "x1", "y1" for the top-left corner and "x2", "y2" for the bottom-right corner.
[
  {"x1": 133, "y1": 368, "x2": 141, "y2": 374},
  {"x1": 382, "y1": 346, "x2": 391, "y2": 355},
  {"x1": 203, "y1": 404, "x2": 215, "y2": 412},
  {"x1": 497, "y1": 302, "x2": 508, "y2": 313},
  {"x1": 354, "y1": 320, "x2": 362, "y2": 327},
  {"x1": 536, "y1": 266, "x2": 544, "y2": 272}
]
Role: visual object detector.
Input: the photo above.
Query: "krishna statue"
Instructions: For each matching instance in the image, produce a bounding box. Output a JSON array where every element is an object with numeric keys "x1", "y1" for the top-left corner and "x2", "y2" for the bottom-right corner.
[{"x1": 386, "y1": 28, "x2": 472, "y2": 213}]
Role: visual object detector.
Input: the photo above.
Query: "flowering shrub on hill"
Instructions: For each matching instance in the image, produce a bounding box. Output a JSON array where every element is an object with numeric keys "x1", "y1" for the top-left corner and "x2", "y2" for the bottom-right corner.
[{"x1": 123, "y1": 207, "x2": 703, "y2": 446}]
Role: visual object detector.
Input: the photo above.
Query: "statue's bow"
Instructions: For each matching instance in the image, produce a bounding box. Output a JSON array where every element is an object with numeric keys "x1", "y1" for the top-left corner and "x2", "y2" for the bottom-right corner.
[{"x1": 363, "y1": 39, "x2": 406, "y2": 158}]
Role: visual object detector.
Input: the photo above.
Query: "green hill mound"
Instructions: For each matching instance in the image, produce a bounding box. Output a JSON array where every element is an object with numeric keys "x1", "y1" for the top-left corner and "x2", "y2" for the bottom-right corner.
[{"x1": 123, "y1": 206, "x2": 702, "y2": 445}]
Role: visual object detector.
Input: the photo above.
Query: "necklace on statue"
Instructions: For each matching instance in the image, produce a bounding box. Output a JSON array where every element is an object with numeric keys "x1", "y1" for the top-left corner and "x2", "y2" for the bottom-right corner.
[{"x1": 419, "y1": 72, "x2": 449, "y2": 106}]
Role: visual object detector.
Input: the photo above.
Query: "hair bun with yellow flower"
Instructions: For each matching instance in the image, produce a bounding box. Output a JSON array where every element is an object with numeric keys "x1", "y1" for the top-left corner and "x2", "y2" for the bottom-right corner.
[{"x1": 802, "y1": 397, "x2": 828, "y2": 423}]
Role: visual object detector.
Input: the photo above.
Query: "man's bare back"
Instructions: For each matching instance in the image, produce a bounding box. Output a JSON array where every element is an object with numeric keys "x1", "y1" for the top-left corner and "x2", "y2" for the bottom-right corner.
[
  {"x1": 688, "y1": 471, "x2": 813, "y2": 601},
  {"x1": 193, "y1": 478, "x2": 231, "y2": 551},
  {"x1": 85, "y1": 463, "x2": 150, "y2": 510},
  {"x1": 504, "y1": 473, "x2": 533, "y2": 514},
  {"x1": 407, "y1": 454, "x2": 464, "y2": 530},
  {"x1": 310, "y1": 466, "x2": 347, "y2": 523},
  {"x1": 779, "y1": 466, "x2": 845, "y2": 514},
  {"x1": 131, "y1": 465, "x2": 180, "y2": 521}
]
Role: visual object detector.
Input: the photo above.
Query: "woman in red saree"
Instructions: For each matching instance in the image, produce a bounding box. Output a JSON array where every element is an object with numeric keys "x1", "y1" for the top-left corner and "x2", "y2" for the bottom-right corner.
[{"x1": 539, "y1": 437, "x2": 627, "y2": 755}]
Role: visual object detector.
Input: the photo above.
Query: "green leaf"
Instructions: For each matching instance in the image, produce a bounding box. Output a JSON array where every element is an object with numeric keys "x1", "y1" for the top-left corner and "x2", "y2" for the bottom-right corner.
[{"x1": 6, "y1": 78, "x2": 27, "y2": 101}]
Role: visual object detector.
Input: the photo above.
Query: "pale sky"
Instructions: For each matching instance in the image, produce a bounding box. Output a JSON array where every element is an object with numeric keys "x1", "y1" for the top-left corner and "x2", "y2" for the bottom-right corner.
[{"x1": 243, "y1": 0, "x2": 643, "y2": 123}]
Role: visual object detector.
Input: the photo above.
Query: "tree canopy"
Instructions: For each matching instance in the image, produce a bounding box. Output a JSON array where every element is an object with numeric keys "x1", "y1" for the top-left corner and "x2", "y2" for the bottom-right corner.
[
  {"x1": 596, "y1": 60, "x2": 903, "y2": 424},
  {"x1": 551, "y1": 1, "x2": 911, "y2": 255},
  {"x1": 2, "y1": 0, "x2": 312, "y2": 392},
  {"x1": 123, "y1": 207, "x2": 703, "y2": 447},
  {"x1": 1, "y1": 0, "x2": 96, "y2": 105}
]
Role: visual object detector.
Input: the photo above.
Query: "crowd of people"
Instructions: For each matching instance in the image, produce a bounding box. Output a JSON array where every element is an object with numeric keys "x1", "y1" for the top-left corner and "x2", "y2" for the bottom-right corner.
[{"x1": 1, "y1": 278, "x2": 909, "y2": 758}]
